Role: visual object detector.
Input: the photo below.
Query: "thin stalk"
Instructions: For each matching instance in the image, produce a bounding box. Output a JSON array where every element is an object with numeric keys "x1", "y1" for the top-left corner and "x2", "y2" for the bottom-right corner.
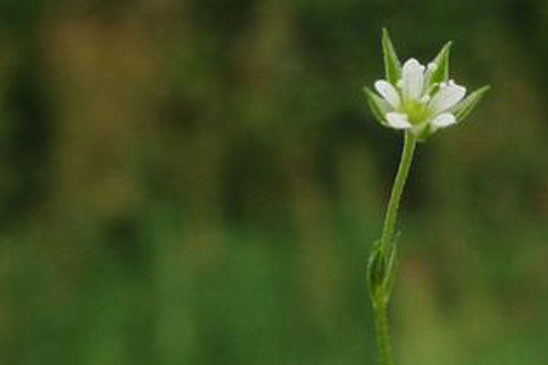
[
  {"x1": 374, "y1": 304, "x2": 394, "y2": 365},
  {"x1": 380, "y1": 132, "x2": 416, "y2": 251},
  {"x1": 373, "y1": 131, "x2": 417, "y2": 365}
]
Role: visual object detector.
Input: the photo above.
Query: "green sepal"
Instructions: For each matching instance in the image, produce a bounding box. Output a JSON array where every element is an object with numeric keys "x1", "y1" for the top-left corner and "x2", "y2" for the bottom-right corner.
[
  {"x1": 363, "y1": 87, "x2": 390, "y2": 127},
  {"x1": 411, "y1": 122, "x2": 434, "y2": 143},
  {"x1": 427, "y1": 41, "x2": 452, "y2": 86},
  {"x1": 382, "y1": 28, "x2": 402, "y2": 85},
  {"x1": 452, "y1": 85, "x2": 490, "y2": 123}
]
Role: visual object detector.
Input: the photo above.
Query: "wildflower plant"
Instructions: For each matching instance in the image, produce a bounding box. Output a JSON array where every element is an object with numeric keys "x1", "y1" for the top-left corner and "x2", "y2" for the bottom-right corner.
[{"x1": 363, "y1": 29, "x2": 489, "y2": 365}]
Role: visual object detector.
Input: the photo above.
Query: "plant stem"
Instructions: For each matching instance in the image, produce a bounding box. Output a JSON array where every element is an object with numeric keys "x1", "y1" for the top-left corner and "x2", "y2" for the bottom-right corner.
[
  {"x1": 374, "y1": 303, "x2": 394, "y2": 365},
  {"x1": 373, "y1": 131, "x2": 417, "y2": 365},
  {"x1": 380, "y1": 132, "x2": 416, "y2": 252}
]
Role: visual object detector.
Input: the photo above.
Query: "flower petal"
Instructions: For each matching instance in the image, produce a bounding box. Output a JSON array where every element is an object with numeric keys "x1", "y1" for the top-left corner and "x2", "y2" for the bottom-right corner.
[
  {"x1": 401, "y1": 58, "x2": 425, "y2": 101},
  {"x1": 386, "y1": 112, "x2": 412, "y2": 129},
  {"x1": 431, "y1": 113, "x2": 456, "y2": 128},
  {"x1": 429, "y1": 80, "x2": 466, "y2": 113},
  {"x1": 374, "y1": 80, "x2": 401, "y2": 109}
]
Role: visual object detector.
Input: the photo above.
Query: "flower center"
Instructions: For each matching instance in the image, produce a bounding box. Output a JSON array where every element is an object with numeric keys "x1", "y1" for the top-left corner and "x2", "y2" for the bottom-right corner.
[{"x1": 403, "y1": 99, "x2": 430, "y2": 125}]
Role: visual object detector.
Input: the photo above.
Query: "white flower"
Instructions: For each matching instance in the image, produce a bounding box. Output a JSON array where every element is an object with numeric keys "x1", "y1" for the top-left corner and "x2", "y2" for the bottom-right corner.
[
  {"x1": 374, "y1": 58, "x2": 466, "y2": 134},
  {"x1": 364, "y1": 30, "x2": 489, "y2": 140}
]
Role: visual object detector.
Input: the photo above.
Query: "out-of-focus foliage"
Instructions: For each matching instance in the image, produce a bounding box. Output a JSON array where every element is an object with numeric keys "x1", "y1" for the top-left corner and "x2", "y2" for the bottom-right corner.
[{"x1": 0, "y1": 1, "x2": 547, "y2": 364}]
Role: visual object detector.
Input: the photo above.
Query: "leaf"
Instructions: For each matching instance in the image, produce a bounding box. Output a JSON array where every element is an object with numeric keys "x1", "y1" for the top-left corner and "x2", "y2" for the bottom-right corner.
[
  {"x1": 427, "y1": 41, "x2": 452, "y2": 86},
  {"x1": 452, "y1": 85, "x2": 490, "y2": 122},
  {"x1": 383, "y1": 232, "x2": 400, "y2": 299},
  {"x1": 363, "y1": 87, "x2": 390, "y2": 126},
  {"x1": 367, "y1": 241, "x2": 385, "y2": 305},
  {"x1": 382, "y1": 28, "x2": 402, "y2": 85},
  {"x1": 367, "y1": 234, "x2": 401, "y2": 307}
]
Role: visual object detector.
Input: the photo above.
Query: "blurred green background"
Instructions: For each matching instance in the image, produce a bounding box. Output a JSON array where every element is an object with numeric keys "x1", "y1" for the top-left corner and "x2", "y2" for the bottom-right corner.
[{"x1": 0, "y1": 0, "x2": 547, "y2": 364}]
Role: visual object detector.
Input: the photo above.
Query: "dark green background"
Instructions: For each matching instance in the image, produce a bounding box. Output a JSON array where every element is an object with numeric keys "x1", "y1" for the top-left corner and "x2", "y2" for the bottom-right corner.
[{"x1": 0, "y1": 0, "x2": 547, "y2": 364}]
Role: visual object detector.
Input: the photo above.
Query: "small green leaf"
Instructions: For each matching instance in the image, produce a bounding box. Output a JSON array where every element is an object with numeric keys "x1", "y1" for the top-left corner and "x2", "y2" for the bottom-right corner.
[
  {"x1": 383, "y1": 233, "x2": 400, "y2": 299},
  {"x1": 382, "y1": 28, "x2": 402, "y2": 85},
  {"x1": 367, "y1": 241, "x2": 385, "y2": 305},
  {"x1": 363, "y1": 87, "x2": 390, "y2": 126},
  {"x1": 427, "y1": 41, "x2": 452, "y2": 86},
  {"x1": 452, "y1": 85, "x2": 490, "y2": 122},
  {"x1": 367, "y1": 234, "x2": 401, "y2": 307}
]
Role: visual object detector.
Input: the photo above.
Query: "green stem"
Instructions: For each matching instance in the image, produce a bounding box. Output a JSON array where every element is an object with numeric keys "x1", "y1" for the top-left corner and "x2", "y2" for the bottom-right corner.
[
  {"x1": 373, "y1": 131, "x2": 417, "y2": 365},
  {"x1": 380, "y1": 132, "x2": 416, "y2": 251},
  {"x1": 374, "y1": 304, "x2": 394, "y2": 365}
]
